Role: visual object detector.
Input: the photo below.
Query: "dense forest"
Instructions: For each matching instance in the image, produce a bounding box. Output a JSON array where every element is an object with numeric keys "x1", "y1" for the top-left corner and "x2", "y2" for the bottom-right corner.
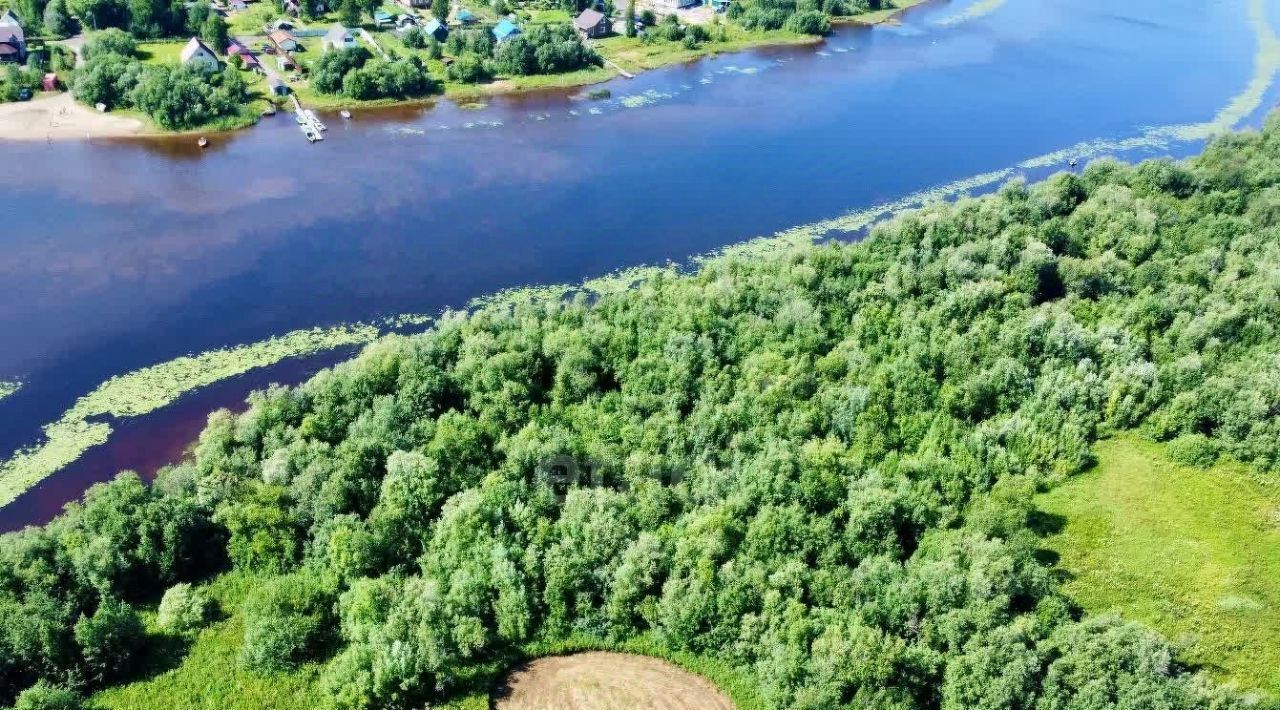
[{"x1": 5, "y1": 117, "x2": 1280, "y2": 708}]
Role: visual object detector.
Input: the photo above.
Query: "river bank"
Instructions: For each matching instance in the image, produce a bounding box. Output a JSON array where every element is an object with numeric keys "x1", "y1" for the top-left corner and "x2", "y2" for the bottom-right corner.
[
  {"x1": 0, "y1": 0, "x2": 931, "y2": 141},
  {"x1": 0, "y1": 93, "x2": 148, "y2": 141}
]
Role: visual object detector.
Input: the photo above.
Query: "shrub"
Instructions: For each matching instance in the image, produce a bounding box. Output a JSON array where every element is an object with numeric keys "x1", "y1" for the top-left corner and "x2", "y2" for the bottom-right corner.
[
  {"x1": 1167, "y1": 433, "x2": 1221, "y2": 468},
  {"x1": 73, "y1": 598, "x2": 146, "y2": 684},
  {"x1": 240, "y1": 574, "x2": 337, "y2": 673},
  {"x1": 157, "y1": 583, "x2": 214, "y2": 633},
  {"x1": 81, "y1": 28, "x2": 137, "y2": 60},
  {"x1": 783, "y1": 9, "x2": 830, "y2": 34},
  {"x1": 13, "y1": 682, "x2": 82, "y2": 710}
]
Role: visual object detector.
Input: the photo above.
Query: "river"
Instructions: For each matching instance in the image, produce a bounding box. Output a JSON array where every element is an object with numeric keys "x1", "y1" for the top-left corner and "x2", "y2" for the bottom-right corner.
[{"x1": 0, "y1": 0, "x2": 1273, "y2": 530}]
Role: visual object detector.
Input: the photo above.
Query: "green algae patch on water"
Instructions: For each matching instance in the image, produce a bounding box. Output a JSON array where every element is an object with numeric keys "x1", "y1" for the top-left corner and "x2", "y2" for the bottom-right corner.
[
  {"x1": 0, "y1": 325, "x2": 384, "y2": 510},
  {"x1": 935, "y1": 0, "x2": 1007, "y2": 27}
]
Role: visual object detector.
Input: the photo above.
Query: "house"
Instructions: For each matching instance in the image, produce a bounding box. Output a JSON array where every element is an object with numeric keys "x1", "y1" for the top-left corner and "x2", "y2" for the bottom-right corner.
[
  {"x1": 276, "y1": 54, "x2": 296, "y2": 70},
  {"x1": 269, "y1": 29, "x2": 298, "y2": 50},
  {"x1": 373, "y1": 9, "x2": 393, "y2": 25},
  {"x1": 267, "y1": 75, "x2": 290, "y2": 95},
  {"x1": 179, "y1": 36, "x2": 220, "y2": 70},
  {"x1": 492, "y1": 18, "x2": 520, "y2": 41},
  {"x1": 323, "y1": 23, "x2": 356, "y2": 51},
  {"x1": 422, "y1": 18, "x2": 447, "y2": 41},
  {"x1": 395, "y1": 14, "x2": 416, "y2": 27},
  {"x1": 397, "y1": 0, "x2": 429, "y2": 8},
  {"x1": 573, "y1": 8, "x2": 608, "y2": 38},
  {"x1": 652, "y1": 0, "x2": 696, "y2": 9},
  {"x1": 228, "y1": 41, "x2": 263, "y2": 70},
  {"x1": 229, "y1": 0, "x2": 247, "y2": 10},
  {"x1": 456, "y1": 8, "x2": 476, "y2": 23},
  {"x1": 0, "y1": 14, "x2": 24, "y2": 64}
]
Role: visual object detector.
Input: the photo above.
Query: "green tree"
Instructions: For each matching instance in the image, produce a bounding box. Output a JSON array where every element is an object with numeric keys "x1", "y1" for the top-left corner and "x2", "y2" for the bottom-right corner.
[
  {"x1": 200, "y1": 13, "x2": 229, "y2": 53},
  {"x1": 431, "y1": 0, "x2": 447, "y2": 22},
  {"x1": 73, "y1": 598, "x2": 145, "y2": 684},
  {"x1": 81, "y1": 28, "x2": 137, "y2": 60},
  {"x1": 624, "y1": 0, "x2": 635, "y2": 37},
  {"x1": 42, "y1": 0, "x2": 74, "y2": 38}
]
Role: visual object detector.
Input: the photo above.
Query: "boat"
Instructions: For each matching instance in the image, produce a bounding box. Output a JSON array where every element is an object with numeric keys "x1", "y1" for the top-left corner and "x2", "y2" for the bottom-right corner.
[
  {"x1": 300, "y1": 124, "x2": 320, "y2": 143},
  {"x1": 340, "y1": 109, "x2": 351, "y2": 120},
  {"x1": 197, "y1": 136, "x2": 208, "y2": 148}
]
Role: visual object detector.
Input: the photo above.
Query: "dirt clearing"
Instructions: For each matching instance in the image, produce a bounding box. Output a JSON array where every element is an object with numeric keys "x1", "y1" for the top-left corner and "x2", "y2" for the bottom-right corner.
[{"x1": 494, "y1": 651, "x2": 734, "y2": 710}]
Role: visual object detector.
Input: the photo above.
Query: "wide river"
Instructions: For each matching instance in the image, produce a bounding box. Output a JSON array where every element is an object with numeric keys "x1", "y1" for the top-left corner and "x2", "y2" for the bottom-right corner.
[{"x1": 0, "y1": 0, "x2": 1274, "y2": 530}]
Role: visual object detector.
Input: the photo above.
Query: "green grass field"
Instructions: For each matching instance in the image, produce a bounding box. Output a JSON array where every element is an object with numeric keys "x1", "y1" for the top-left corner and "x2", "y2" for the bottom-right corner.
[
  {"x1": 92, "y1": 572, "x2": 326, "y2": 710},
  {"x1": 1039, "y1": 437, "x2": 1280, "y2": 696}
]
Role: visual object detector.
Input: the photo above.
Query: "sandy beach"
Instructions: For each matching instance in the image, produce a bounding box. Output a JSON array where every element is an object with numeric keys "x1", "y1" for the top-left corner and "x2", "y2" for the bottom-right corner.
[{"x1": 0, "y1": 93, "x2": 147, "y2": 141}]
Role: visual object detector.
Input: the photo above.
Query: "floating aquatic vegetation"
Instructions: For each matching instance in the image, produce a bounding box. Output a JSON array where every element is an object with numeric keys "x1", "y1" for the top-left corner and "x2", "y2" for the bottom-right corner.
[
  {"x1": 620, "y1": 89, "x2": 675, "y2": 108},
  {"x1": 0, "y1": 380, "x2": 19, "y2": 403},
  {"x1": 381, "y1": 312, "x2": 434, "y2": 329},
  {"x1": 0, "y1": 324, "x2": 384, "y2": 509},
  {"x1": 935, "y1": 0, "x2": 1007, "y2": 27},
  {"x1": 457, "y1": 101, "x2": 489, "y2": 110}
]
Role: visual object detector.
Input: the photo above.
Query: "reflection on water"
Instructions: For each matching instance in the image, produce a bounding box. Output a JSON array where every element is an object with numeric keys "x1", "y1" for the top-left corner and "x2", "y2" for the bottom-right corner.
[{"x1": 0, "y1": 0, "x2": 1272, "y2": 529}]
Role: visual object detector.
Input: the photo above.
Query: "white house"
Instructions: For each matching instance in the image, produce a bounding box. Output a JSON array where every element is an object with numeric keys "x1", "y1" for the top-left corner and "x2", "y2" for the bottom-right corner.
[
  {"x1": 179, "y1": 36, "x2": 220, "y2": 70},
  {"x1": 322, "y1": 23, "x2": 355, "y2": 51},
  {"x1": 652, "y1": 0, "x2": 697, "y2": 9}
]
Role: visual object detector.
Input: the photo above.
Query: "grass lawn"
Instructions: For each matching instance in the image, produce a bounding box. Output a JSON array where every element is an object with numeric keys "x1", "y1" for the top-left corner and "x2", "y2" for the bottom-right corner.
[
  {"x1": 136, "y1": 40, "x2": 187, "y2": 65},
  {"x1": 1038, "y1": 437, "x2": 1280, "y2": 696}
]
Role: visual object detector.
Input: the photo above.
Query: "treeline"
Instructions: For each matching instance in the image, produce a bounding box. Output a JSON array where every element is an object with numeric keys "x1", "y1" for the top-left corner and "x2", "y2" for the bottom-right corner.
[
  {"x1": 310, "y1": 47, "x2": 439, "y2": 101},
  {"x1": 7, "y1": 0, "x2": 228, "y2": 40},
  {"x1": 722, "y1": 0, "x2": 892, "y2": 34},
  {"x1": 8, "y1": 116, "x2": 1280, "y2": 708},
  {"x1": 71, "y1": 30, "x2": 245, "y2": 129},
  {"x1": 442, "y1": 25, "x2": 601, "y2": 83}
]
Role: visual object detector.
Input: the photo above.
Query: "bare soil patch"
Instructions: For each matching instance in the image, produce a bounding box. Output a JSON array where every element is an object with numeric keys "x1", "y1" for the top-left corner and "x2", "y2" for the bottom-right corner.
[
  {"x1": 494, "y1": 651, "x2": 734, "y2": 710},
  {"x1": 0, "y1": 93, "x2": 147, "y2": 141}
]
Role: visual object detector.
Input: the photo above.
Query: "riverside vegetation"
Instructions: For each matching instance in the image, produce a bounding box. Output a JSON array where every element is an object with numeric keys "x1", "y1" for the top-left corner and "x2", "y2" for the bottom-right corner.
[{"x1": 6, "y1": 114, "x2": 1280, "y2": 708}]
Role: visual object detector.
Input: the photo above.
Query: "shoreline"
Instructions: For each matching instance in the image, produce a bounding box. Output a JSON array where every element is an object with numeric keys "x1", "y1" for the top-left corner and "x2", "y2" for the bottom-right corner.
[{"x1": 0, "y1": 0, "x2": 933, "y2": 142}]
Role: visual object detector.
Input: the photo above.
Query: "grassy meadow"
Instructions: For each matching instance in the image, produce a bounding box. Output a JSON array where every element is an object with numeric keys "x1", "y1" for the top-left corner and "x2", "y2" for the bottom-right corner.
[{"x1": 1039, "y1": 437, "x2": 1280, "y2": 696}]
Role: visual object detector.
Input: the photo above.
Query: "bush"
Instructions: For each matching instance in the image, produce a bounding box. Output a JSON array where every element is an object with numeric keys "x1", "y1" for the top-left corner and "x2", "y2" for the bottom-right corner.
[
  {"x1": 81, "y1": 28, "x2": 137, "y2": 60},
  {"x1": 13, "y1": 682, "x2": 82, "y2": 710},
  {"x1": 73, "y1": 598, "x2": 146, "y2": 684},
  {"x1": 402, "y1": 26, "x2": 426, "y2": 48},
  {"x1": 446, "y1": 52, "x2": 492, "y2": 83},
  {"x1": 309, "y1": 46, "x2": 371, "y2": 95},
  {"x1": 783, "y1": 9, "x2": 830, "y2": 34},
  {"x1": 240, "y1": 574, "x2": 337, "y2": 674},
  {"x1": 157, "y1": 583, "x2": 214, "y2": 633},
  {"x1": 1167, "y1": 433, "x2": 1221, "y2": 468}
]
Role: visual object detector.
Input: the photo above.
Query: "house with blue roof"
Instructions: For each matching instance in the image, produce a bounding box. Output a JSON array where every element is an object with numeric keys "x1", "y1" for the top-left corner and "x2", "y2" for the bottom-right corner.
[
  {"x1": 423, "y1": 18, "x2": 448, "y2": 41},
  {"x1": 456, "y1": 8, "x2": 477, "y2": 23},
  {"x1": 492, "y1": 19, "x2": 520, "y2": 41}
]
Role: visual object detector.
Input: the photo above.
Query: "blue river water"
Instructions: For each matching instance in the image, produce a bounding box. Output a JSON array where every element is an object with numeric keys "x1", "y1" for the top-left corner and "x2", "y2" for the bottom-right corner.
[{"x1": 0, "y1": 0, "x2": 1274, "y2": 528}]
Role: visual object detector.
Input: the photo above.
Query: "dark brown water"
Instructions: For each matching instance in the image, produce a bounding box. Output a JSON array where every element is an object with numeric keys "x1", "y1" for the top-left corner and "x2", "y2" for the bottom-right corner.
[{"x1": 0, "y1": 0, "x2": 1272, "y2": 529}]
